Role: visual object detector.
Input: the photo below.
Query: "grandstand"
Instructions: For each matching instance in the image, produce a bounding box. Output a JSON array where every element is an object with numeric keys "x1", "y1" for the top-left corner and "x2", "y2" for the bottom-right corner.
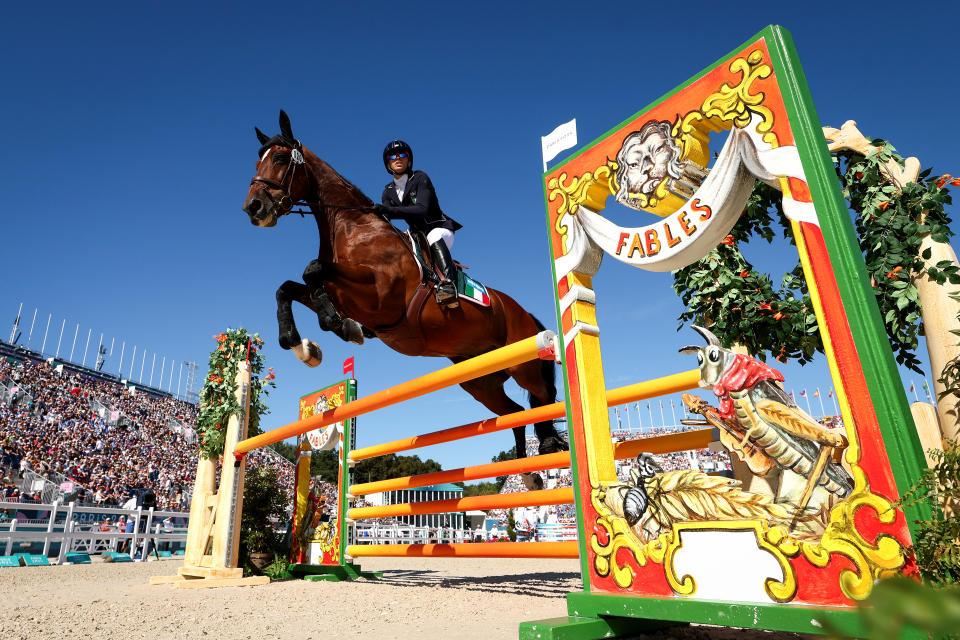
[{"x1": 0, "y1": 340, "x2": 295, "y2": 513}]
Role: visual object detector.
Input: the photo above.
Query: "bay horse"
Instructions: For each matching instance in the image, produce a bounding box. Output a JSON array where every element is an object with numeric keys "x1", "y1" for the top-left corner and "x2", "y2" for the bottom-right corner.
[{"x1": 241, "y1": 111, "x2": 567, "y2": 462}]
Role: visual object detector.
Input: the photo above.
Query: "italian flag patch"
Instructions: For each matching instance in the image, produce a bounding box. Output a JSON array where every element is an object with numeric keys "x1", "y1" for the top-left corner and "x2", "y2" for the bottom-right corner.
[{"x1": 458, "y1": 272, "x2": 491, "y2": 307}]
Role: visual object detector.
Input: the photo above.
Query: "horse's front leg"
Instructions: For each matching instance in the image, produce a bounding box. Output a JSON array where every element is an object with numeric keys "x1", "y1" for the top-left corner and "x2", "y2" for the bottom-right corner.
[
  {"x1": 276, "y1": 280, "x2": 322, "y2": 367},
  {"x1": 302, "y1": 260, "x2": 365, "y2": 345}
]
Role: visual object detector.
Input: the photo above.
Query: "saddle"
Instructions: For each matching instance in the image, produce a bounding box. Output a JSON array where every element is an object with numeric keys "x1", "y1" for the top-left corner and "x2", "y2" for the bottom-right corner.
[
  {"x1": 370, "y1": 231, "x2": 492, "y2": 350},
  {"x1": 404, "y1": 231, "x2": 490, "y2": 307}
]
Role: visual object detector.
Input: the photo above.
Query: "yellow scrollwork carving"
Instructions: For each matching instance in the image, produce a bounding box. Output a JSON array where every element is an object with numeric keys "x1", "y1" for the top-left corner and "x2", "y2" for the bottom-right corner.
[
  {"x1": 590, "y1": 463, "x2": 906, "y2": 602},
  {"x1": 800, "y1": 466, "x2": 905, "y2": 601}
]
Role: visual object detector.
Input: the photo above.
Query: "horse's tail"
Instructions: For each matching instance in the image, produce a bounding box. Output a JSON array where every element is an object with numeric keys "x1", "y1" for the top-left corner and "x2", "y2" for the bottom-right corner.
[{"x1": 529, "y1": 314, "x2": 557, "y2": 405}]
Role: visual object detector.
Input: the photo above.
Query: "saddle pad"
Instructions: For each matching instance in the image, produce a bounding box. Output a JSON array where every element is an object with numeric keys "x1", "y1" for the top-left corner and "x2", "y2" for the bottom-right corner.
[{"x1": 457, "y1": 271, "x2": 491, "y2": 307}]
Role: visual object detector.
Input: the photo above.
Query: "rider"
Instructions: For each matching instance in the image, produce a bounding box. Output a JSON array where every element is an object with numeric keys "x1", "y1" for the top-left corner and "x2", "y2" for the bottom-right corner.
[{"x1": 375, "y1": 140, "x2": 463, "y2": 307}]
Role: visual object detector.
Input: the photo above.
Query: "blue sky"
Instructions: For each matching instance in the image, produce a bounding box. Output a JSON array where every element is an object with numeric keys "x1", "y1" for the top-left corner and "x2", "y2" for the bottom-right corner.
[{"x1": 2, "y1": 2, "x2": 957, "y2": 472}]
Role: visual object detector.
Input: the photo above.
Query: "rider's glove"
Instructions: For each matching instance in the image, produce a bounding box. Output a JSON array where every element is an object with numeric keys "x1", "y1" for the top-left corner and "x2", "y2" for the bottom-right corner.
[{"x1": 373, "y1": 204, "x2": 392, "y2": 218}]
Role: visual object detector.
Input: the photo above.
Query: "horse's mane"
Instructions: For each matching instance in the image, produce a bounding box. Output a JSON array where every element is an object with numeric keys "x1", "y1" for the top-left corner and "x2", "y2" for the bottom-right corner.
[{"x1": 302, "y1": 146, "x2": 374, "y2": 208}]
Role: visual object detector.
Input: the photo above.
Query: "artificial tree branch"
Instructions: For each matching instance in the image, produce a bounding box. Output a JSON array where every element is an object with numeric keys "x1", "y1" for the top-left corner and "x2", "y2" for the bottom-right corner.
[{"x1": 823, "y1": 120, "x2": 921, "y2": 189}]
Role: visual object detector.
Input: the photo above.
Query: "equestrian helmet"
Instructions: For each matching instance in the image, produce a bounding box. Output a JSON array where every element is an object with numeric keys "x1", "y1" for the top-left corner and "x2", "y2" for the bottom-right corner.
[{"x1": 383, "y1": 140, "x2": 413, "y2": 174}]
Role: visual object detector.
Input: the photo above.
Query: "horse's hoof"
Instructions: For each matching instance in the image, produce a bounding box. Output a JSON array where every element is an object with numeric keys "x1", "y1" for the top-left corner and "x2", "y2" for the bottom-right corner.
[
  {"x1": 342, "y1": 318, "x2": 365, "y2": 345},
  {"x1": 292, "y1": 339, "x2": 322, "y2": 367},
  {"x1": 520, "y1": 473, "x2": 544, "y2": 491},
  {"x1": 538, "y1": 436, "x2": 569, "y2": 455}
]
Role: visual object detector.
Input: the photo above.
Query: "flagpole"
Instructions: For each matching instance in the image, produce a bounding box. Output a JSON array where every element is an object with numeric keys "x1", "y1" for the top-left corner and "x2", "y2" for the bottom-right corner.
[
  {"x1": 40, "y1": 314, "x2": 51, "y2": 357},
  {"x1": 139, "y1": 350, "x2": 146, "y2": 383},
  {"x1": 129, "y1": 345, "x2": 136, "y2": 379},
  {"x1": 817, "y1": 388, "x2": 826, "y2": 418},
  {"x1": 27, "y1": 308, "x2": 37, "y2": 349},
  {"x1": 118, "y1": 342, "x2": 125, "y2": 377},
  {"x1": 168, "y1": 359, "x2": 175, "y2": 392},
  {"x1": 923, "y1": 379, "x2": 935, "y2": 404},
  {"x1": 636, "y1": 403, "x2": 642, "y2": 432},
  {"x1": 70, "y1": 324, "x2": 79, "y2": 362},
  {"x1": 803, "y1": 389, "x2": 813, "y2": 416},
  {"x1": 910, "y1": 379, "x2": 920, "y2": 403},
  {"x1": 55, "y1": 319, "x2": 65, "y2": 358},
  {"x1": 670, "y1": 399, "x2": 677, "y2": 428},
  {"x1": 659, "y1": 401, "x2": 666, "y2": 429},
  {"x1": 149, "y1": 353, "x2": 156, "y2": 386},
  {"x1": 9, "y1": 302, "x2": 22, "y2": 344},
  {"x1": 648, "y1": 403, "x2": 654, "y2": 430},
  {"x1": 625, "y1": 405, "x2": 631, "y2": 430},
  {"x1": 831, "y1": 389, "x2": 839, "y2": 415},
  {"x1": 615, "y1": 407, "x2": 622, "y2": 431},
  {"x1": 82, "y1": 329, "x2": 93, "y2": 367}
]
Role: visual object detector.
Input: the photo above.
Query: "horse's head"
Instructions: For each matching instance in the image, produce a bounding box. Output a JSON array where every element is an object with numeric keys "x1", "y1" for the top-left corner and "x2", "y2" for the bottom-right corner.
[{"x1": 243, "y1": 110, "x2": 315, "y2": 227}]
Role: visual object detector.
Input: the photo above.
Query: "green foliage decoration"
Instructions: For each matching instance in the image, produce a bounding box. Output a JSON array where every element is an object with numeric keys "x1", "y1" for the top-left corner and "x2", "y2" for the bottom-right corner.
[
  {"x1": 195, "y1": 328, "x2": 275, "y2": 460},
  {"x1": 841, "y1": 145, "x2": 959, "y2": 372},
  {"x1": 899, "y1": 439, "x2": 960, "y2": 585},
  {"x1": 240, "y1": 465, "x2": 289, "y2": 571},
  {"x1": 673, "y1": 142, "x2": 958, "y2": 371}
]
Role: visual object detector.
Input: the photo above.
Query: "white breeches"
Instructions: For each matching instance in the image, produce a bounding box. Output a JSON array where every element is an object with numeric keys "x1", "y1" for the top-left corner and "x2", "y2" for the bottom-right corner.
[{"x1": 427, "y1": 228, "x2": 454, "y2": 250}]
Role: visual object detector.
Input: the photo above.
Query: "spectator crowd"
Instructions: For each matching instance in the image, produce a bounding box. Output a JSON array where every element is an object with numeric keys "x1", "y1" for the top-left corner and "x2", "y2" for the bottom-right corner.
[{"x1": 0, "y1": 354, "x2": 294, "y2": 510}]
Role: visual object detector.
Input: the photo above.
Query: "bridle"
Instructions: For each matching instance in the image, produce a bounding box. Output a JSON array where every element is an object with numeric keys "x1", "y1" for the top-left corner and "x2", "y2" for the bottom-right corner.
[{"x1": 250, "y1": 143, "x2": 318, "y2": 217}]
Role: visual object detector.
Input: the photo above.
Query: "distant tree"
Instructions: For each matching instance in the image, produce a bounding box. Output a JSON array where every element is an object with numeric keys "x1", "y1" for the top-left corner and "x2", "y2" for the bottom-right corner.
[
  {"x1": 460, "y1": 481, "x2": 501, "y2": 498},
  {"x1": 268, "y1": 441, "x2": 298, "y2": 463},
  {"x1": 492, "y1": 448, "x2": 516, "y2": 491}
]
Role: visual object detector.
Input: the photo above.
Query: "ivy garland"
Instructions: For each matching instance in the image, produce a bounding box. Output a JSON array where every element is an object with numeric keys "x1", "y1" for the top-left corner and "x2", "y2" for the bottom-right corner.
[
  {"x1": 673, "y1": 141, "x2": 958, "y2": 372},
  {"x1": 195, "y1": 328, "x2": 276, "y2": 459}
]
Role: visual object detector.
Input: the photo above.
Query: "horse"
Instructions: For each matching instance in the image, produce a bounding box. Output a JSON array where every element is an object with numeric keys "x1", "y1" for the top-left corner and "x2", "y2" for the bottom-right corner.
[{"x1": 241, "y1": 111, "x2": 568, "y2": 462}]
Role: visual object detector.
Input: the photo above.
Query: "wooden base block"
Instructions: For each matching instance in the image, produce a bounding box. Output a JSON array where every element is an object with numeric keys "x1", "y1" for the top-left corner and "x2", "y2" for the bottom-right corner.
[
  {"x1": 149, "y1": 575, "x2": 187, "y2": 585},
  {"x1": 178, "y1": 565, "x2": 243, "y2": 580}
]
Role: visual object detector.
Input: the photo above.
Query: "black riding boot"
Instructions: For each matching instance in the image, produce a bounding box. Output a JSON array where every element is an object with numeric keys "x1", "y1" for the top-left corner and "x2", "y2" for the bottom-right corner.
[{"x1": 430, "y1": 240, "x2": 459, "y2": 308}]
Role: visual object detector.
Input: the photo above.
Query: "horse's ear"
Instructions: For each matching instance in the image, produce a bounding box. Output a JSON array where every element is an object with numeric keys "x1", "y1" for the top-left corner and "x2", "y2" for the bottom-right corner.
[
  {"x1": 278, "y1": 110, "x2": 294, "y2": 141},
  {"x1": 255, "y1": 127, "x2": 270, "y2": 145}
]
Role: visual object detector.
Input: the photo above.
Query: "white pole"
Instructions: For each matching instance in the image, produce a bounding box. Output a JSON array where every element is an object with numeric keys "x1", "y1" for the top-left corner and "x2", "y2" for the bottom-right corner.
[
  {"x1": 55, "y1": 319, "x2": 65, "y2": 358},
  {"x1": 803, "y1": 390, "x2": 813, "y2": 416},
  {"x1": 129, "y1": 345, "x2": 136, "y2": 379},
  {"x1": 177, "y1": 362, "x2": 183, "y2": 399},
  {"x1": 118, "y1": 342, "x2": 125, "y2": 378},
  {"x1": 636, "y1": 403, "x2": 642, "y2": 431},
  {"x1": 831, "y1": 390, "x2": 839, "y2": 415},
  {"x1": 82, "y1": 329, "x2": 92, "y2": 367},
  {"x1": 168, "y1": 359, "x2": 175, "y2": 392},
  {"x1": 625, "y1": 405, "x2": 631, "y2": 429},
  {"x1": 647, "y1": 403, "x2": 654, "y2": 429},
  {"x1": 149, "y1": 353, "x2": 156, "y2": 386},
  {"x1": 27, "y1": 308, "x2": 37, "y2": 348},
  {"x1": 659, "y1": 401, "x2": 666, "y2": 428},
  {"x1": 910, "y1": 380, "x2": 920, "y2": 403},
  {"x1": 139, "y1": 350, "x2": 146, "y2": 383},
  {"x1": 9, "y1": 302, "x2": 22, "y2": 344},
  {"x1": 670, "y1": 399, "x2": 677, "y2": 427},
  {"x1": 817, "y1": 389, "x2": 826, "y2": 418},
  {"x1": 159, "y1": 357, "x2": 166, "y2": 390},
  {"x1": 40, "y1": 314, "x2": 51, "y2": 356},
  {"x1": 69, "y1": 324, "x2": 79, "y2": 361}
]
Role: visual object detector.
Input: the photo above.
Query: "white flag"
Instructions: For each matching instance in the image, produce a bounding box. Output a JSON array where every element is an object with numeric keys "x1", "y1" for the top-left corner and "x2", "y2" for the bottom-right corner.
[{"x1": 541, "y1": 118, "x2": 577, "y2": 172}]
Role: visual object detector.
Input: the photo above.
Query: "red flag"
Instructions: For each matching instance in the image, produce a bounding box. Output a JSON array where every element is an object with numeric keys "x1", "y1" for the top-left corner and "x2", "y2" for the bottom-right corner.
[
  {"x1": 909, "y1": 383, "x2": 914, "y2": 392},
  {"x1": 343, "y1": 356, "x2": 354, "y2": 378}
]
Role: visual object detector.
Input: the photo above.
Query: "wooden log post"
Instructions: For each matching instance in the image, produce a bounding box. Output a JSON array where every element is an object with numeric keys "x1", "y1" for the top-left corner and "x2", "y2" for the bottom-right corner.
[{"x1": 824, "y1": 120, "x2": 960, "y2": 446}]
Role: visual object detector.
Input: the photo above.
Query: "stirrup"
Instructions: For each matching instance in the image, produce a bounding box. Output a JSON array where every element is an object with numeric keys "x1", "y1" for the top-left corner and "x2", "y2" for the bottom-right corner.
[{"x1": 435, "y1": 282, "x2": 459, "y2": 308}]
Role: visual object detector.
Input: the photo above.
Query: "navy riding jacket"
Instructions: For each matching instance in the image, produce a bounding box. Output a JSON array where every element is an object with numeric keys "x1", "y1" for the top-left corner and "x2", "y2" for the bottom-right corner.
[{"x1": 381, "y1": 170, "x2": 462, "y2": 234}]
